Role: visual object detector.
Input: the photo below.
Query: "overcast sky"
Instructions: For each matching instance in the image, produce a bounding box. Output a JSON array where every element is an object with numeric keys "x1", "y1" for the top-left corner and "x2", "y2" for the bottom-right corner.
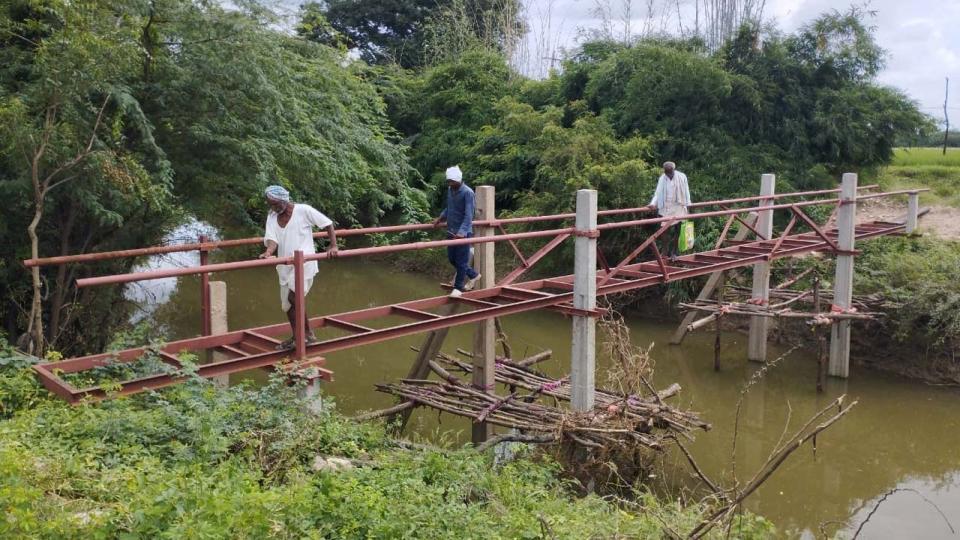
[{"x1": 521, "y1": 0, "x2": 959, "y2": 123}]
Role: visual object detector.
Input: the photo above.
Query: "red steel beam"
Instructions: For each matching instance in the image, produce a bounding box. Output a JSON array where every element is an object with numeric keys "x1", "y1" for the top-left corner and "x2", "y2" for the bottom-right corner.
[
  {"x1": 498, "y1": 224, "x2": 529, "y2": 267},
  {"x1": 600, "y1": 222, "x2": 671, "y2": 285},
  {"x1": 25, "y1": 186, "x2": 889, "y2": 269},
  {"x1": 199, "y1": 235, "x2": 211, "y2": 336},
  {"x1": 766, "y1": 213, "x2": 797, "y2": 260},
  {"x1": 792, "y1": 206, "x2": 839, "y2": 252},
  {"x1": 714, "y1": 214, "x2": 737, "y2": 250},
  {"x1": 294, "y1": 251, "x2": 306, "y2": 361},
  {"x1": 75, "y1": 190, "x2": 920, "y2": 289},
  {"x1": 497, "y1": 233, "x2": 571, "y2": 286}
]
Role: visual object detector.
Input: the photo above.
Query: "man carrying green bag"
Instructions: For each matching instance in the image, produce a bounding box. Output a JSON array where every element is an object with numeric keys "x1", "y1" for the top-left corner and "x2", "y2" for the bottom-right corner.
[{"x1": 642, "y1": 161, "x2": 692, "y2": 260}]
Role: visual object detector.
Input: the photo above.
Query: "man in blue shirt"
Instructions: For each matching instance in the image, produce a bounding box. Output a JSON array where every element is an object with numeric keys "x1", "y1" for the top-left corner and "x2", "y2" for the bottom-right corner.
[{"x1": 432, "y1": 165, "x2": 480, "y2": 297}]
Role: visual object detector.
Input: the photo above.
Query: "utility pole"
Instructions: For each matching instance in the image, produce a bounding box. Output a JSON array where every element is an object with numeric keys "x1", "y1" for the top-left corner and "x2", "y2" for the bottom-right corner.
[{"x1": 944, "y1": 77, "x2": 950, "y2": 156}]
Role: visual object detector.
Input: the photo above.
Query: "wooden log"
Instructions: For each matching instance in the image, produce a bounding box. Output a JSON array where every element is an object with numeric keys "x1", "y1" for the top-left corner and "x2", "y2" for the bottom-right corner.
[
  {"x1": 352, "y1": 401, "x2": 416, "y2": 422},
  {"x1": 688, "y1": 313, "x2": 720, "y2": 332},
  {"x1": 516, "y1": 350, "x2": 553, "y2": 367},
  {"x1": 391, "y1": 303, "x2": 462, "y2": 431}
]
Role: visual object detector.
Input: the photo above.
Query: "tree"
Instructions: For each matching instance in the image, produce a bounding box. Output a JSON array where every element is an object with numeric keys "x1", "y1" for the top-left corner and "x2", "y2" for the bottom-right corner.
[
  {"x1": 0, "y1": 0, "x2": 427, "y2": 355},
  {"x1": 307, "y1": 0, "x2": 523, "y2": 68},
  {"x1": 0, "y1": 0, "x2": 175, "y2": 354},
  {"x1": 140, "y1": 0, "x2": 424, "y2": 230}
]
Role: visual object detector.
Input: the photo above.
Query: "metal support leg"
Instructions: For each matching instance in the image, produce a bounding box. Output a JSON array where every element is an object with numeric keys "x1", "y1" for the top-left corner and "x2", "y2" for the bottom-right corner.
[{"x1": 294, "y1": 250, "x2": 306, "y2": 361}]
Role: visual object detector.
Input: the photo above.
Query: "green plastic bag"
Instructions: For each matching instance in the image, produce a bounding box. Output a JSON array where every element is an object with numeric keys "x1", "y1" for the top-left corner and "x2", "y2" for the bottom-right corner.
[{"x1": 678, "y1": 221, "x2": 695, "y2": 252}]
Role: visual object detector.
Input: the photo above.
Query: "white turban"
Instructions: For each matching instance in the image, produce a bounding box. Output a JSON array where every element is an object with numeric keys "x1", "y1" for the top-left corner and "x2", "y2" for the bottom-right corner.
[{"x1": 445, "y1": 165, "x2": 463, "y2": 183}]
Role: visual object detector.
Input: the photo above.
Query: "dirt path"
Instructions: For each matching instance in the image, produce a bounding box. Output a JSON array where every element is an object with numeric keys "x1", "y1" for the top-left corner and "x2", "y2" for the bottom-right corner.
[{"x1": 855, "y1": 197, "x2": 960, "y2": 240}]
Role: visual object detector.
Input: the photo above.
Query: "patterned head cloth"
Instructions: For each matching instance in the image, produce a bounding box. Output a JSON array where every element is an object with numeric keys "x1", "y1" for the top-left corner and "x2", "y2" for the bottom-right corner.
[{"x1": 264, "y1": 185, "x2": 290, "y2": 202}]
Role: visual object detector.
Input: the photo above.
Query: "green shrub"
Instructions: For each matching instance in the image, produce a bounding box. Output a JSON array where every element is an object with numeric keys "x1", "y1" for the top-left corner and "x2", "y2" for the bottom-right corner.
[
  {"x1": 856, "y1": 237, "x2": 960, "y2": 347},
  {"x1": 0, "y1": 361, "x2": 773, "y2": 538}
]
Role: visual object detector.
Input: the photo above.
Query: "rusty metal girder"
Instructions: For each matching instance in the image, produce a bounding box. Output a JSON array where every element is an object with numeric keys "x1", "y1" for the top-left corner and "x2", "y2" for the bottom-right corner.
[{"x1": 34, "y1": 219, "x2": 907, "y2": 404}]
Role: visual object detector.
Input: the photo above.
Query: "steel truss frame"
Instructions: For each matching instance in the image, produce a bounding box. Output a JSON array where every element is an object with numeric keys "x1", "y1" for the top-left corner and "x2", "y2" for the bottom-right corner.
[{"x1": 34, "y1": 213, "x2": 906, "y2": 403}]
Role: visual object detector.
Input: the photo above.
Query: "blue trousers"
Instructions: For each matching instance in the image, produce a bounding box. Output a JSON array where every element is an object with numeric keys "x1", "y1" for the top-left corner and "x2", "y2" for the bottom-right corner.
[{"x1": 447, "y1": 232, "x2": 478, "y2": 291}]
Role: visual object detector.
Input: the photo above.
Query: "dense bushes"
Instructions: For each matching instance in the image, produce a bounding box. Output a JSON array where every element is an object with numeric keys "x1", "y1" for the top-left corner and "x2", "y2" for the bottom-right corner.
[
  {"x1": 384, "y1": 13, "x2": 929, "y2": 271},
  {"x1": 0, "y1": 0, "x2": 425, "y2": 354},
  {"x1": 856, "y1": 237, "x2": 960, "y2": 350},
  {"x1": 0, "y1": 349, "x2": 775, "y2": 538}
]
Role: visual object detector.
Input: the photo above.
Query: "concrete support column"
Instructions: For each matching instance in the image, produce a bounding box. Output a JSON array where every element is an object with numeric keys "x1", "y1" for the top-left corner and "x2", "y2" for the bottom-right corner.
[
  {"x1": 748, "y1": 174, "x2": 776, "y2": 362},
  {"x1": 571, "y1": 189, "x2": 597, "y2": 412},
  {"x1": 906, "y1": 191, "x2": 919, "y2": 234},
  {"x1": 472, "y1": 185, "x2": 496, "y2": 443},
  {"x1": 208, "y1": 281, "x2": 229, "y2": 388},
  {"x1": 300, "y1": 376, "x2": 323, "y2": 415},
  {"x1": 829, "y1": 173, "x2": 858, "y2": 378}
]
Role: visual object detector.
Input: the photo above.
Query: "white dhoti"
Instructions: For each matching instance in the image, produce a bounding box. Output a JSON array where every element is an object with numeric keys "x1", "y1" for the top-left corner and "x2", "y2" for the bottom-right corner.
[{"x1": 279, "y1": 273, "x2": 315, "y2": 312}]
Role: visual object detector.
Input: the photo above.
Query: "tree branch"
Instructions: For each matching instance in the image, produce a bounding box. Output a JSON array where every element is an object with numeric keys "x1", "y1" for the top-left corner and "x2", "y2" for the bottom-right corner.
[{"x1": 41, "y1": 94, "x2": 110, "y2": 190}]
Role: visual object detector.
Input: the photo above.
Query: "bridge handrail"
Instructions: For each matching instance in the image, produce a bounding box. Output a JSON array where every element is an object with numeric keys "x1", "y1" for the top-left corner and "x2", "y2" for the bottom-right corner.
[
  {"x1": 24, "y1": 185, "x2": 883, "y2": 268},
  {"x1": 74, "y1": 188, "x2": 925, "y2": 289}
]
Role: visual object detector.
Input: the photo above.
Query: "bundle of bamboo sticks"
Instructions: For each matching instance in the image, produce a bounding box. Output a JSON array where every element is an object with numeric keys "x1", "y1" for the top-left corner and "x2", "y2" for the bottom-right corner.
[{"x1": 374, "y1": 356, "x2": 709, "y2": 452}]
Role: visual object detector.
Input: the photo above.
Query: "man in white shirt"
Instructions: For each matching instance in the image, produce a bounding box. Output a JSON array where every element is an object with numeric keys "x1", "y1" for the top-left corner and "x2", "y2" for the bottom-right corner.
[
  {"x1": 643, "y1": 161, "x2": 691, "y2": 259},
  {"x1": 258, "y1": 185, "x2": 338, "y2": 349}
]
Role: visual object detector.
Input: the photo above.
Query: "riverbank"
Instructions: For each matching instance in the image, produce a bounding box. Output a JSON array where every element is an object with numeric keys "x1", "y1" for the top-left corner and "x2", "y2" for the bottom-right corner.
[{"x1": 0, "y1": 342, "x2": 774, "y2": 538}]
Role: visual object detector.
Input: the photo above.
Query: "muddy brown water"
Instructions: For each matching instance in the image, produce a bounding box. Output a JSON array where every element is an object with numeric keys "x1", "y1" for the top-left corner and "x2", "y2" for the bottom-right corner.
[{"x1": 140, "y1": 258, "x2": 960, "y2": 538}]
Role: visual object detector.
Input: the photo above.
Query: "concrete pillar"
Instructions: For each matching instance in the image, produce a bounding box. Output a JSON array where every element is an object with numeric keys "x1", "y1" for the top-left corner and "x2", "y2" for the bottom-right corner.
[
  {"x1": 571, "y1": 189, "x2": 597, "y2": 412},
  {"x1": 300, "y1": 375, "x2": 323, "y2": 415},
  {"x1": 906, "y1": 191, "x2": 919, "y2": 234},
  {"x1": 472, "y1": 185, "x2": 496, "y2": 443},
  {"x1": 748, "y1": 174, "x2": 776, "y2": 362},
  {"x1": 829, "y1": 173, "x2": 858, "y2": 378},
  {"x1": 208, "y1": 281, "x2": 229, "y2": 388}
]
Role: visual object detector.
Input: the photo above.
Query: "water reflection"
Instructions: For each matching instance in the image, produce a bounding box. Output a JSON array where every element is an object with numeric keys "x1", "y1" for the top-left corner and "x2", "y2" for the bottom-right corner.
[{"x1": 143, "y1": 257, "x2": 960, "y2": 538}]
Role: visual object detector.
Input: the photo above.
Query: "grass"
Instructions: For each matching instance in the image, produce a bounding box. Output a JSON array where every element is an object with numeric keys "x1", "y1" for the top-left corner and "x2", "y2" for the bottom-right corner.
[
  {"x1": 0, "y1": 344, "x2": 775, "y2": 539},
  {"x1": 876, "y1": 147, "x2": 960, "y2": 208},
  {"x1": 891, "y1": 147, "x2": 960, "y2": 167}
]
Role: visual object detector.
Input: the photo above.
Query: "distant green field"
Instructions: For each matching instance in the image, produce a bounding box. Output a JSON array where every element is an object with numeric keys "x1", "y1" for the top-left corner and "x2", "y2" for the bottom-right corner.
[
  {"x1": 879, "y1": 148, "x2": 960, "y2": 207},
  {"x1": 892, "y1": 147, "x2": 960, "y2": 167}
]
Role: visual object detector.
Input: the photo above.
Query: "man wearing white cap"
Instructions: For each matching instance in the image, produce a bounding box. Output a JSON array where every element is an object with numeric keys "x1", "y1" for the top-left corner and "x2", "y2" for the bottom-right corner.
[
  {"x1": 259, "y1": 185, "x2": 339, "y2": 349},
  {"x1": 432, "y1": 166, "x2": 480, "y2": 297}
]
